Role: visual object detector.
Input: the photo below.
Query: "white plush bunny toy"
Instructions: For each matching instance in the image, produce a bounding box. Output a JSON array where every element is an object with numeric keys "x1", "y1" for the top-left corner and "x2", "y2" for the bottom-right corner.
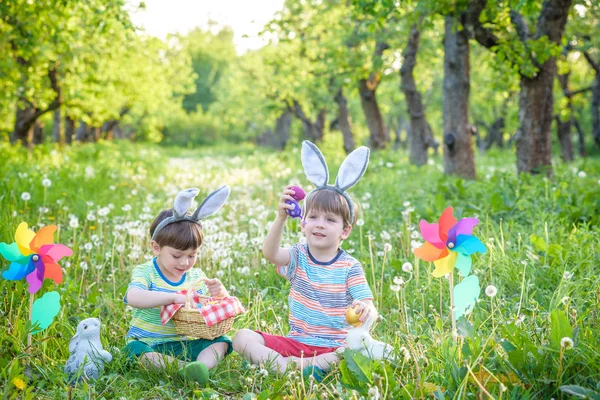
[
  {"x1": 64, "y1": 318, "x2": 112, "y2": 382},
  {"x1": 346, "y1": 315, "x2": 394, "y2": 360}
]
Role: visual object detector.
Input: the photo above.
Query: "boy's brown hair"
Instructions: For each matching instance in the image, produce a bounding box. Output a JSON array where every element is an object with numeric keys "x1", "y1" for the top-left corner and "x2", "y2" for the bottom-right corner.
[
  {"x1": 149, "y1": 210, "x2": 203, "y2": 250},
  {"x1": 304, "y1": 189, "x2": 359, "y2": 228}
]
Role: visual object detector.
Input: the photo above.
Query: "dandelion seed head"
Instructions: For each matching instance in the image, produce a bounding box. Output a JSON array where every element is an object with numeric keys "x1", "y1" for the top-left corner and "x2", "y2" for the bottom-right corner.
[
  {"x1": 485, "y1": 285, "x2": 497, "y2": 297},
  {"x1": 560, "y1": 337, "x2": 574, "y2": 349}
]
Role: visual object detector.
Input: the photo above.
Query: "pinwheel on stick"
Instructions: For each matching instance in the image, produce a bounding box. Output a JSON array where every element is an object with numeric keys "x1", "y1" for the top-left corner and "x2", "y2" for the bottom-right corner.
[
  {"x1": 0, "y1": 222, "x2": 72, "y2": 346},
  {"x1": 413, "y1": 207, "x2": 486, "y2": 337}
]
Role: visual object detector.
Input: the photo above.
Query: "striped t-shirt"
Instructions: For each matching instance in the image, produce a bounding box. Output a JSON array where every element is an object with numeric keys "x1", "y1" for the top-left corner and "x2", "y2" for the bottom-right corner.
[
  {"x1": 124, "y1": 258, "x2": 208, "y2": 345},
  {"x1": 276, "y1": 243, "x2": 373, "y2": 348}
]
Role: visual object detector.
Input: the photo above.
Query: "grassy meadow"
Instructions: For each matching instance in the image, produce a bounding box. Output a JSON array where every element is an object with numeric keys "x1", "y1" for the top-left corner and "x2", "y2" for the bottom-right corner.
[{"x1": 1, "y1": 140, "x2": 599, "y2": 399}]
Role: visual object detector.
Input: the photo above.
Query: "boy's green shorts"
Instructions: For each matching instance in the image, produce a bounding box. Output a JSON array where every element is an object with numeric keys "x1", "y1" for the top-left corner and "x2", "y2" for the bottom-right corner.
[{"x1": 123, "y1": 335, "x2": 233, "y2": 362}]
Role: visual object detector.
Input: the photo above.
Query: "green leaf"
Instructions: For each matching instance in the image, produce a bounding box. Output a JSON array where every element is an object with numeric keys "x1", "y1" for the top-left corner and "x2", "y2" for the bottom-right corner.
[
  {"x1": 339, "y1": 359, "x2": 360, "y2": 388},
  {"x1": 559, "y1": 385, "x2": 600, "y2": 399},
  {"x1": 529, "y1": 234, "x2": 547, "y2": 252},
  {"x1": 343, "y1": 349, "x2": 373, "y2": 384},
  {"x1": 497, "y1": 50, "x2": 505, "y2": 63},
  {"x1": 550, "y1": 309, "x2": 572, "y2": 350},
  {"x1": 548, "y1": 244, "x2": 564, "y2": 259},
  {"x1": 490, "y1": 192, "x2": 505, "y2": 211}
]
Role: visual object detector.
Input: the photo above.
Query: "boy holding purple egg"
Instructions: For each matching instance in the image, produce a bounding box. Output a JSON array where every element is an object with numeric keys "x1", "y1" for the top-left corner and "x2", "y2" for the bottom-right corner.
[{"x1": 232, "y1": 141, "x2": 378, "y2": 379}]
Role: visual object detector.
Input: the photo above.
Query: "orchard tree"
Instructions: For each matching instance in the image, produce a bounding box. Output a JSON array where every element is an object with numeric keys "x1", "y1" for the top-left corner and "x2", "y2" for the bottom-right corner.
[{"x1": 0, "y1": 0, "x2": 134, "y2": 146}]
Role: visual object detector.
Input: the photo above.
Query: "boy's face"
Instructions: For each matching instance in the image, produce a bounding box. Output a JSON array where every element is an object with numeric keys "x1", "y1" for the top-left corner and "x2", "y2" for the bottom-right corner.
[
  {"x1": 151, "y1": 241, "x2": 199, "y2": 281},
  {"x1": 301, "y1": 208, "x2": 352, "y2": 251}
]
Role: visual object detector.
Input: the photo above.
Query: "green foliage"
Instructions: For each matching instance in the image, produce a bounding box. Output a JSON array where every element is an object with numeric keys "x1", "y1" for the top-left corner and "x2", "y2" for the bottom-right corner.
[
  {"x1": 0, "y1": 1, "x2": 195, "y2": 142},
  {"x1": 1, "y1": 141, "x2": 600, "y2": 398},
  {"x1": 550, "y1": 309, "x2": 573, "y2": 350},
  {"x1": 177, "y1": 27, "x2": 237, "y2": 113}
]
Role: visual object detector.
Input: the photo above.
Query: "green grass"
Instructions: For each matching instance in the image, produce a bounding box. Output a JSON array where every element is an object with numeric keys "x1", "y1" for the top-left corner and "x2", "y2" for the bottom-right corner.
[{"x1": 0, "y1": 139, "x2": 599, "y2": 399}]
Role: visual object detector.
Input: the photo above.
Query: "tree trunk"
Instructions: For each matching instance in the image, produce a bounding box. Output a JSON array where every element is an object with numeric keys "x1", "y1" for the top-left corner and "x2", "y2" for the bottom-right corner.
[
  {"x1": 572, "y1": 117, "x2": 586, "y2": 156},
  {"x1": 400, "y1": 24, "x2": 436, "y2": 166},
  {"x1": 359, "y1": 79, "x2": 387, "y2": 149},
  {"x1": 11, "y1": 107, "x2": 36, "y2": 146},
  {"x1": 443, "y1": 15, "x2": 475, "y2": 179},
  {"x1": 313, "y1": 110, "x2": 326, "y2": 142},
  {"x1": 515, "y1": 0, "x2": 572, "y2": 175},
  {"x1": 52, "y1": 108, "x2": 62, "y2": 143},
  {"x1": 488, "y1": 118, "x2": 505, "y2": 149},
  {"x1": 592, "y1": 77, "x2": 600, "y2": 149},
  {"x1": 477, "y1": 115, "x2": 506, "y2": 151},
  {"x1": 75, "y1": 121, "x2": 88, "y2": 142},
  {"x1": 394, "y1": 116, "x2": 407, "y2": 151},
  {"x1": 11, "y1": 66, "x2": 62, "y2": 147},
  {"x1": 33, "y1": 120, "x2": 44, "y2": 144},
  {"x1": 91, "y1": 126, "x2": 101, "y2": 142},
  {"x1": 555, "y1": 115, "x2": 573, "y2": 161},
  {"x1": 556, "y1": 72, "x2": 574, "y2": 162},
  {"x1": 583, "y1": 52, "x2": 600, "y2": 149},
  {"x1": 101, "y1": 107, "x2": 130, "y2": 140},
  {"x1": 65, "y1": 116, "x2": 74, "y2": 144},
  {"x1": 274, "y1": 108, "x2": 292, "y2": 150},
  {"x1": 516, "y1": 71, "x2": 556, "y2": 173},
  {"x1": 335, "y1": 89, "x2": 355, "y2": 154},
  {"x1": 293, "y1": 101, "x2": 325, "y2": 142}
]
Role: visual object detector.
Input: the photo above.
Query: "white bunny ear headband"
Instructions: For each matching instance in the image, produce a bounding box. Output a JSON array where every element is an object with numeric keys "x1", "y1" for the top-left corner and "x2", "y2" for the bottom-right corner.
[
  {"x1": 301, "y1": 140, "x2": 370, "y2": 224},
  {"x1": 151, "y1": 186, "x2": 231, "y2": 240}
]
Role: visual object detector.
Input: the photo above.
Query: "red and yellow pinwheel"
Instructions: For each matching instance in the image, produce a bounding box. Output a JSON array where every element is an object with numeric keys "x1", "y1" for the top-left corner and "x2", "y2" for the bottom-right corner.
[{"x1": 413, "y1": 207, "x2": 486, "y2": 278}]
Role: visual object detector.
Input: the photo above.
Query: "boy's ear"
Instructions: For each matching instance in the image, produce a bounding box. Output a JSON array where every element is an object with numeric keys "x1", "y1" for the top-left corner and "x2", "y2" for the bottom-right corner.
[
  {"x1": 341, "y1": 224, "x2": 353, "y2": 240},
  {"x1": 150, "y1": 240, "x2": 161, "y2": 256}
]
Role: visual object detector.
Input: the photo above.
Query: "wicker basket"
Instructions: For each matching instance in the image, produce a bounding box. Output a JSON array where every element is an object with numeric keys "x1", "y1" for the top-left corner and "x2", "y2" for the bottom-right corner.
[{"x1": 172, "y1": 296, "x2": 235, "y2": 340}]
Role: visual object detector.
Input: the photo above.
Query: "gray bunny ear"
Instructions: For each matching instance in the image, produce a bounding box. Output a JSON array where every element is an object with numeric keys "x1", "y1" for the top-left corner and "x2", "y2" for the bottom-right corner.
[
  {"x1": 173, "y1": 188, "x2": 200, "y2": 217},
  {"x1": 301, "y1": 141, "x2": 329, "y2": 187},
  {"x1": 335, "y1": 146, "x2": 370, "y2": 191},
  {"x1": 191, "y1": 186, "x2": 230, "y2": 220}
]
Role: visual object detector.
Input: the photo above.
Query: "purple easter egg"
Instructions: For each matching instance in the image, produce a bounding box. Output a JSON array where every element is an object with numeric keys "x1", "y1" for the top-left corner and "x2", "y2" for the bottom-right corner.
[
  {"x1": 289, "y1": 186, "x2": 306, "y2": 201},
  {"x1": 286, "y1": 199, "x2": 302, "y2": 219}
]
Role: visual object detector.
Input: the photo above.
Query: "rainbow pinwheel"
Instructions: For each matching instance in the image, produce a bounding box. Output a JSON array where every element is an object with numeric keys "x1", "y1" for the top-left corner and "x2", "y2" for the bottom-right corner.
[
  {"x1": 414, "y1": 207, "x2": 486, "y2": 278},
  {"x1": 0, "y1": 222, "x2": 72, "y2": 294}
]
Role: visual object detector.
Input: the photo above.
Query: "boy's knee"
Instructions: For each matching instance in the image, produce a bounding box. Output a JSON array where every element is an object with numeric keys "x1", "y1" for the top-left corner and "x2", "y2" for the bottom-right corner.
[
  {"x1": 206, "y1": 341, "x2": 229, "y2": 358},
  {"x1": 232, "y1": 329, "x2": 257, "y2": 352}
]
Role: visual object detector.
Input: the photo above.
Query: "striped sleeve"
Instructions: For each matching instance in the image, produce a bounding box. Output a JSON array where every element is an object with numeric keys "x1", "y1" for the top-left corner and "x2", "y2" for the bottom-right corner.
[
  {"x1": 276, "y1": 245, "x2": 299, "y2": 281},
  {"x1": 124, "y1": 264, "x2": 152, "y2": 304},
  {"x1": 347, "y1": 262, "x2": 373, "y2": 301}
]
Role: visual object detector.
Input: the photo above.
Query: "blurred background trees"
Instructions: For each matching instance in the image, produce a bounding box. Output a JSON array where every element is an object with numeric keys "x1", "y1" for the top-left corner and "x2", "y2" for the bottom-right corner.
[{"x1": 1, "y1": 0, "x2": 598, "y2": 178}]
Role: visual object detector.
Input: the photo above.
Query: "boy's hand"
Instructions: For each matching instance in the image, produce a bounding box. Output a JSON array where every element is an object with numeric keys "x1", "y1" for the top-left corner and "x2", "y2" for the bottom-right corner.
[
  {"x1": 277, "y1": 185, "x2": 297, "y2": 220},
  {"x1": 351, "y1": 300, "x2": 376, "y2": 323},
  {"x1": 172, "y1": 294, "x2": 187, "y2": 304},
  {"x1": 205, "y1": 278, "x2": 229, "y2": 298}
]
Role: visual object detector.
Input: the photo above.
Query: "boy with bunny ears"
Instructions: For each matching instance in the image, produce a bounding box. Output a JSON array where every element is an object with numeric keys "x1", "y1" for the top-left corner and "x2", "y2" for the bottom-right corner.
[
  {"x1": 233, "y1": 141, "x2": 378, "y2": 377},
  {"x1": 124, "y1": 187, "x2": 231, "y2": 384}
]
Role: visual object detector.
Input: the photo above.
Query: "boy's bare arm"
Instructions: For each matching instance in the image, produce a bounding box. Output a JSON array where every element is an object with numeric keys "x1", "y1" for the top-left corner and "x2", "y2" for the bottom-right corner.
[
  {"x1": 262, "y1": 186, "x2": 296, "y2": 266},
  {"x1": 262, "y1": 216, "x2": 291, "y2": 266},
  {"x1": 126, "y1": 288, "x2": 186, "y2": 308}
]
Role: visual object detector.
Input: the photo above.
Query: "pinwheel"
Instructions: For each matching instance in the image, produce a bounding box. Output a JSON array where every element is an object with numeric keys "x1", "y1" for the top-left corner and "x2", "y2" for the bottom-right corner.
[
  {"x1": 0, "y1": 222, "x2": 72, "y2": 294},
  {"x1": 414, "y1": 207, "x2": 486, "y2": 277},
  {"x1": 0, "y1": 222, "x2": 72, "y2": 337},
  {"x1": 413, "y1": 207, "x2": 486, "y2": 327}
]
